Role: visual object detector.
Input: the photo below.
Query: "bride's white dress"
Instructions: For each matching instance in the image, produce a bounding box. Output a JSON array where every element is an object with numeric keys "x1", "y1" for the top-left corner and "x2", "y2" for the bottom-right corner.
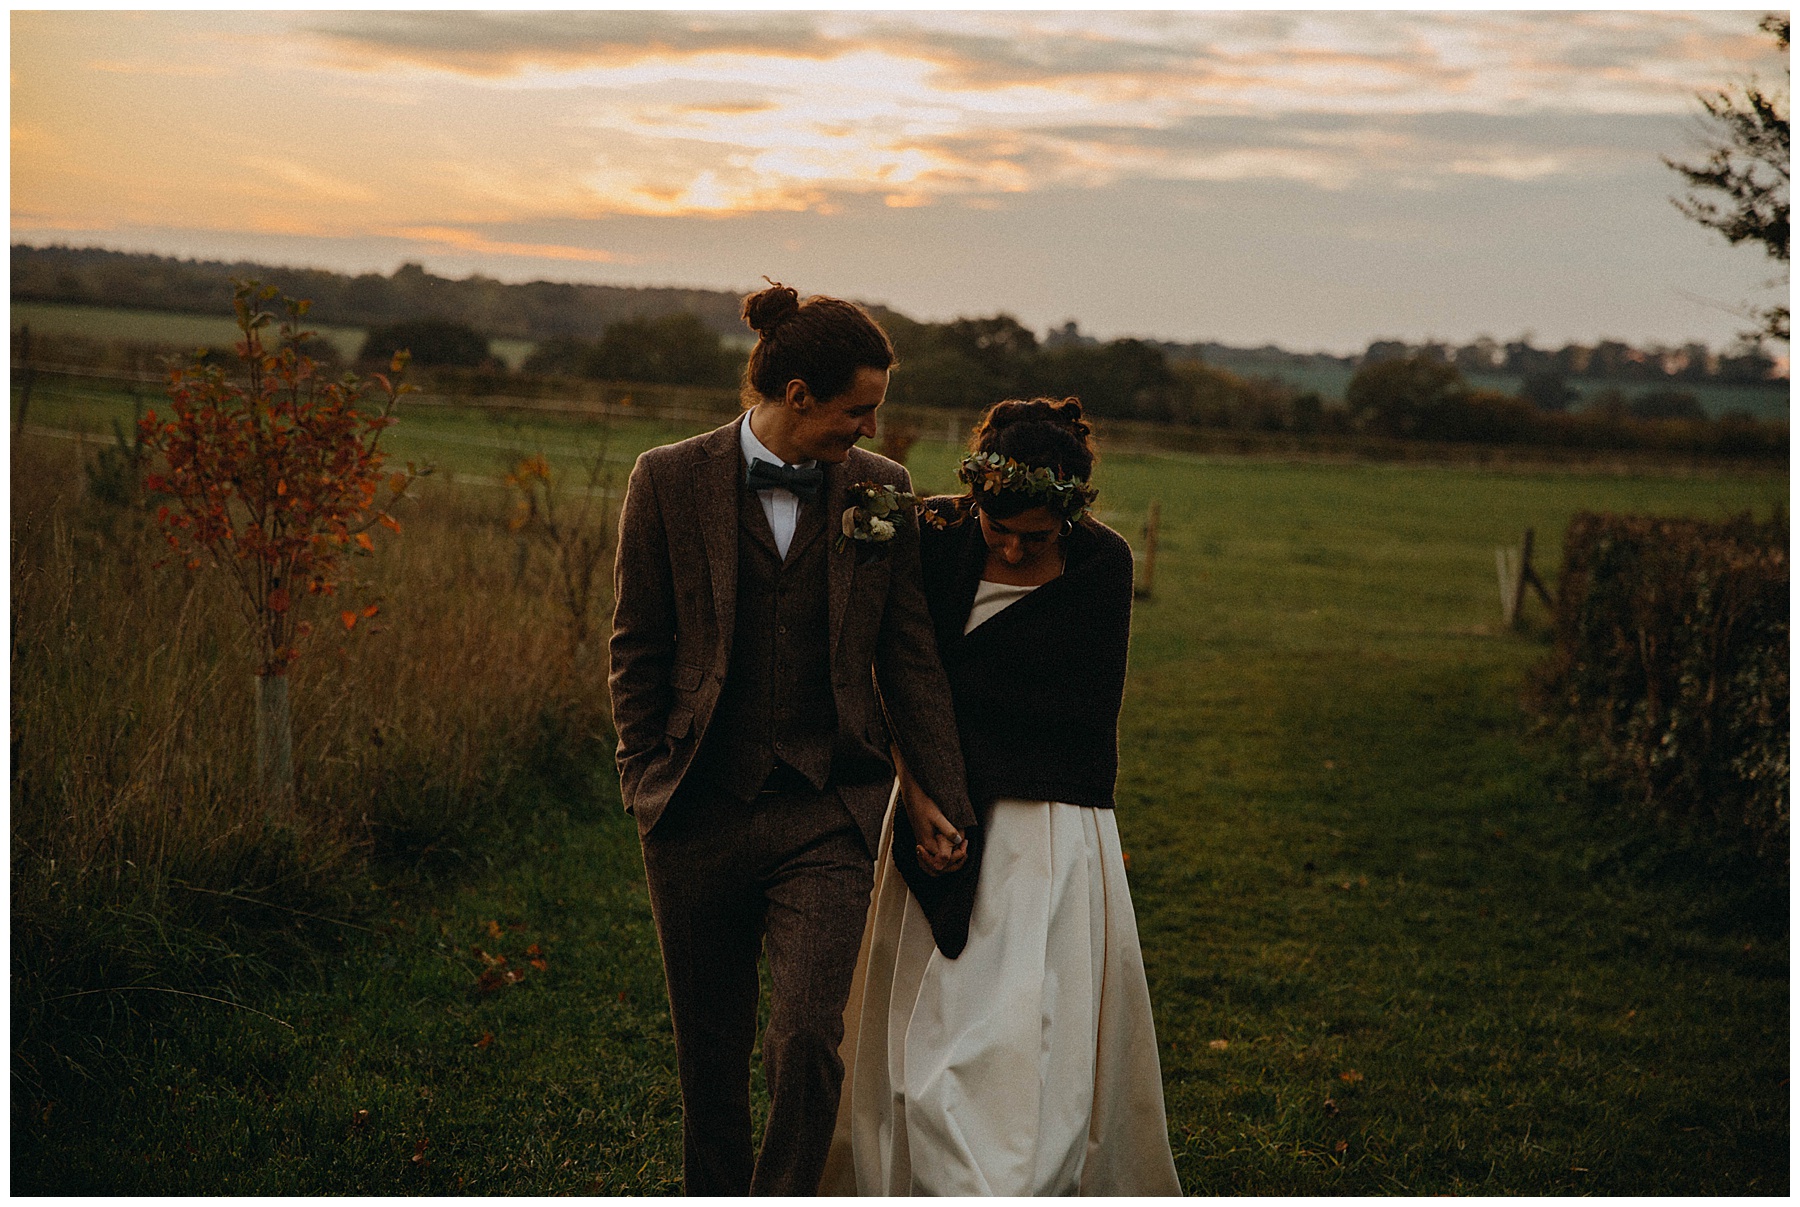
[{"x1": 821, "y1": 581, "x2": 1182, "y2": 1196}]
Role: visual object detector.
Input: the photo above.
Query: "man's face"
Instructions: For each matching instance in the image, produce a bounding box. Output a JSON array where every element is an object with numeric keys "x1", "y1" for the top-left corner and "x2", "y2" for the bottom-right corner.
[{"x1": 787, "y1": 366, "x2": 888, "y2": 464}]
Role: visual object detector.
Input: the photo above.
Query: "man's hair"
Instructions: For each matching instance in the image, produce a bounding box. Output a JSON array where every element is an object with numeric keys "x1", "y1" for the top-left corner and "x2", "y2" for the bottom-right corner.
[{"x1": 741, "y1": 280, "x2": 896, "y2": 406}]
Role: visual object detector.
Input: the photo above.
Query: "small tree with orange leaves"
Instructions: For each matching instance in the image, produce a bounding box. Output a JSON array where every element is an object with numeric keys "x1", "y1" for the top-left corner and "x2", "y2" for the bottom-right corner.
[{"x1": 141, "y1": 280, "x2": 419, "y2": 806}]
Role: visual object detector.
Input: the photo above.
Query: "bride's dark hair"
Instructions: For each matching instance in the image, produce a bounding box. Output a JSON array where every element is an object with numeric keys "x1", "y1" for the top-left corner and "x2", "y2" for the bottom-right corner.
[
  {"x1": 741, "y1": 279, "x2": 895, "y2": 407},
  {"x1": 964, "y1": 397, "x2": 1097, "y2": 519}
]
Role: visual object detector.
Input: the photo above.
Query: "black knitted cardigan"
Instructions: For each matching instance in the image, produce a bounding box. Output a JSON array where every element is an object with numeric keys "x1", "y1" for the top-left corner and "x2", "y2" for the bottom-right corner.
[{"x1": 892, "y1": 496, "x2": 1135, "y2": 957}]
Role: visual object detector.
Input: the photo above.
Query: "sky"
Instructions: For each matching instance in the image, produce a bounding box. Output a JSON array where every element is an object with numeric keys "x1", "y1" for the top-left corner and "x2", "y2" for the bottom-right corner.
[{"x1": 10, "y1": 8, "x2": 1791, "y2": 355}]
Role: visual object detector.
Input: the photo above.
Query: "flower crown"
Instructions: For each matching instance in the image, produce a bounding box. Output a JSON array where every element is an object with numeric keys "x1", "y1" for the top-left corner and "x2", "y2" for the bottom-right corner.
[{"x1": 957, "y1": 451, "x2": 1097, "y2": 521}]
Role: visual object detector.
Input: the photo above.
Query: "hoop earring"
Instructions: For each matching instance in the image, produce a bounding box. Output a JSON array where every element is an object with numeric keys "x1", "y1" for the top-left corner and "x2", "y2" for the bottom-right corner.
[{"x1": 1060, "y1": 518, "x2": 1075, "y2": 536}]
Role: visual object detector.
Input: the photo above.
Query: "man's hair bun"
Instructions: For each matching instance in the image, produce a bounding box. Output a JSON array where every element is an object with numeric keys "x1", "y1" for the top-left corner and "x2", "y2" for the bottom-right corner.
[
  {"x1": 739, "y1": 279, "x2": 896, "y2": 405},
  {"x1": 742, "y1": 280, "x2": 802, "y2": 335}
]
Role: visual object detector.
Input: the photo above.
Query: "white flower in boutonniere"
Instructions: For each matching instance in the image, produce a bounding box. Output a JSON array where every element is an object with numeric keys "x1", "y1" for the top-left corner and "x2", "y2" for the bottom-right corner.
[{"x1": 838, "y1": 481, "x2": 915, "y2": 552}]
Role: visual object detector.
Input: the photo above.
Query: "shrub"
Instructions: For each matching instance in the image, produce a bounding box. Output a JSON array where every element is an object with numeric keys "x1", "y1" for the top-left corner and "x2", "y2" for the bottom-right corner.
[
  {"x1": 1533, "y1": 510, "x2": 1788, "y2": 866},
  {"x1": 586, "y1": 312, "x2": 742, "y2": 387},
  {"x1": 517, "y1": 314, "x2": 743, "y2": 388},
  {"x1": 360, "y1": 318, "x2": 491, "y2": 368},
  {"x1": 1629, "y1": 388, "x2": 1708, "y2": 421},
  {"x1": 139, "y1": 283, "x2": 416, "y2": 806},
  {"x1": 1345, "y1": 354, "x2": 1467, "y2": 437}
]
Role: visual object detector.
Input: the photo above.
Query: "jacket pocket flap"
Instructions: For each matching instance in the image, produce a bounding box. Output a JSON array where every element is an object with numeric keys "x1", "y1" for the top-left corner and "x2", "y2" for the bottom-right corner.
[
  {"x1": 670, "y1": 663, "x2": 704, "y2": 692},
  {"x1": 665, "y1": 707, "x2": 694, "y2": 739}
]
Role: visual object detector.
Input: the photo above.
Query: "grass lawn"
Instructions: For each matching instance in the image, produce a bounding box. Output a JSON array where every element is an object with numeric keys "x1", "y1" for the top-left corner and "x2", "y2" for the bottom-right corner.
[{"x1": 12, "y1": 386, "x2": 1788, "y2": 1194}]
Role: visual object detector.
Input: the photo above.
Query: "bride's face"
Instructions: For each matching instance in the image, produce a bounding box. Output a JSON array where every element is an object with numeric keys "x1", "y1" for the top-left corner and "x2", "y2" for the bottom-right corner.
[{"x1": 977, "y1": 504, "x2": 1063, "y2": 569}]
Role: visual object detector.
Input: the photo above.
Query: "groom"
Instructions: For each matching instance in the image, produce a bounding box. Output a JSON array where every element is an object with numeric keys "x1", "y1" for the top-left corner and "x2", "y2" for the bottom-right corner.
[{"x1": 609, "y1": 346, "x2": 972, "y2": 1194}]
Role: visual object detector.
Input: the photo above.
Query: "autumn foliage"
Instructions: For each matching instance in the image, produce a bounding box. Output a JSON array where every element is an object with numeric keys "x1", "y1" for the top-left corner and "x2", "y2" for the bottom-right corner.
[{"x1": 139, "y1": 281, "x2": 418, "y2": 676}]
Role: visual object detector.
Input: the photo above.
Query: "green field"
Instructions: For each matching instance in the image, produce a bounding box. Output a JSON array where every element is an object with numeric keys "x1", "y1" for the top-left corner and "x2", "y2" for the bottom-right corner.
[
  {"x1": 11, "y1": 301, "x2": 536, "y2": 369},
  {"x1": 12, "y1": 382, "x2": 1788, "y2": 1194}
]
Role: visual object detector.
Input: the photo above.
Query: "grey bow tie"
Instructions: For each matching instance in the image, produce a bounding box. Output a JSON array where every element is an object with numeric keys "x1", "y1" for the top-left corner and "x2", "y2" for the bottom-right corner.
[{"x1": 746, "y1": 457, "x2": 824, "y2": 501}]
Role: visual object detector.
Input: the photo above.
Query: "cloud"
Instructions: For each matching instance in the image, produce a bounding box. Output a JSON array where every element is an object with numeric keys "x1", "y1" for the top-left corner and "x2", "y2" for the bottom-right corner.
[
  {"x1": 889, "y1": 111, "x2": 1679, "y2": 197},
  {"x1": 298, "y1": 10, "x2": 1781, "y2": 119},
  {"x1": 383, "y1": 226, "x2": 629, "y2": 264},
  {"x1": 258, "y1": 9, "x2": 1779, "y2": 221},
  {"x1": 85, "y1": 59, "x2": 227, "y2": 78},
  {"x1": 307, "y1": 10, "x2": 840, "y2": 76},
  {"x1": 241, "y1": 157, "x2": 379, "y2": 206}
]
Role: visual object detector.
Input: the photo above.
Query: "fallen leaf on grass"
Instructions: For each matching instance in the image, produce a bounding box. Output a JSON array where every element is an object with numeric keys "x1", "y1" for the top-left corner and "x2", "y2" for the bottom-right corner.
[
  {"x1": 474, "y1": 1031, "x2": 494, "y2": 1049},
  {"x1": 487, "y1": 919, "x2": 504, "y2": 939},
  {"x1": 1208, "y1": 1038, "x2": 1229, "y2": 1051},
  {"x1": 1624, "y1": 1008, "x2": 1637, "y2": 1020},
  {"x1": 1322, "y1": 1098, "x2": 1339, "y2": 1116},
  {"x1": 526, "y1": 943, "x2": 542, "y2": 957},
  {"x1": 1122, "y1": 851, "x2": 1132, "y2": 870},
  {"x1": 353, "y1": 1108, "x2": 370, "y2": 1126},
  {"x1": 530, "y1": 958, "x2": 549, "y2": 972},
  {"x1": 412, "y1": 1137, "x2": 430, "y2": 1166},
  {"x1": 477, "y1": 967, "x2": 527, "y2": 992},
  {"x1": 1338, "y1": 1070, "x2": 1364, "y2": 1083},
  {"x1": 472, "y1": 947, "x2": 505, "y2": 967},
  {"x1": 1335, "y1": 1140, "x2": 1348, "y2": 1155}
]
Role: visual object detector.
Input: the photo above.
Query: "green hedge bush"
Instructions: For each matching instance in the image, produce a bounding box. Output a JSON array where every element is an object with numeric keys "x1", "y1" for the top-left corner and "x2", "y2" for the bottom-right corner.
[{"x1": 1534, "y1": 510, "x2": 1788, "y2": 866}]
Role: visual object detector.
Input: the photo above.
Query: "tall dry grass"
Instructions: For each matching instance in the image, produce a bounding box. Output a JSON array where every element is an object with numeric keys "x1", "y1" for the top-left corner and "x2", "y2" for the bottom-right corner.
[{"x1": 12, "y1": 432, "x2": 614, "y2": 1033}]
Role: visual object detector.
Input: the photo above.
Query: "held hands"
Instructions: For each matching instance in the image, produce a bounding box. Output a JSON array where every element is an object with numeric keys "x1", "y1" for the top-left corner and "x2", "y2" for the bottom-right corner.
[{"x1": 902, "y1": 782, "x2": 968, "y2": 877}]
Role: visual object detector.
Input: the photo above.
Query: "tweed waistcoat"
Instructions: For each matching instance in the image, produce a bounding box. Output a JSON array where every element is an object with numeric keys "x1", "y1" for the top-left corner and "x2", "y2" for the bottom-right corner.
[{"x1": 693, "y1": 477, "x2": 838, "y2": 800}]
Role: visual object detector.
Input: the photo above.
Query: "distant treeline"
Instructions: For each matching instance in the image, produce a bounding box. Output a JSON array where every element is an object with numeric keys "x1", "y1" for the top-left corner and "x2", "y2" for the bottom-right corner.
[
  {"x1": 15, "y1": 243, "x2": 1785, "y2": 393},
  {"x1": 12, "y1": 243, "x2": 749, "y2": 342},
  {"x1": 13, "y1": 243, "x2": 1785, "y2": 459},
  {"x1": 1137, "y1": 330, "x2": 1784, "y2": 390}
]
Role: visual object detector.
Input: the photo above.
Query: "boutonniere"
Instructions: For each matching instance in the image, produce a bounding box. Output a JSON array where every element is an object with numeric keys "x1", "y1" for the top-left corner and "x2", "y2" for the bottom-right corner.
[{"x1": 838, "y1": 481, "x2": 915, "y2": 552}]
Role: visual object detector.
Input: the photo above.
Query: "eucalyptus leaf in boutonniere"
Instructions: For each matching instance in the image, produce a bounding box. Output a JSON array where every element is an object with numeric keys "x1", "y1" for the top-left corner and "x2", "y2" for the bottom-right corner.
[{"x1": 838, "y1": 481, "x2": 916, "y2": 552}]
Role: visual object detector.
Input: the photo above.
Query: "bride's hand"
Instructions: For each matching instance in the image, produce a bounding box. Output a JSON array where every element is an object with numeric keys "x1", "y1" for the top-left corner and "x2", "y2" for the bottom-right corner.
[{"x1": 902, "y1": 784, "x2": 968, "y2": 877}]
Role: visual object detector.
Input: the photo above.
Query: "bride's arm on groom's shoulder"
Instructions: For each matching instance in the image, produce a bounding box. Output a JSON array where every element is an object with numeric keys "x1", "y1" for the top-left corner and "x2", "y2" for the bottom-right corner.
[
  {"x1": 892, "y1": 746, "x2": 968, "y2": 876},
  {"x1": 608, "y1": 452, "x2": 678, "y2": 805}
]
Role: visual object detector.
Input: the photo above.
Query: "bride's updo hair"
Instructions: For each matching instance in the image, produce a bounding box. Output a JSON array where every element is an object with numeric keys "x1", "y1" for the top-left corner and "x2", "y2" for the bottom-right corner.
[
  {"x1": 741, "y1": 279, "x2": 896, "y2": 407},
  {"x1": 965, "y1": 397, "x2": 1097, "y2": 520}
]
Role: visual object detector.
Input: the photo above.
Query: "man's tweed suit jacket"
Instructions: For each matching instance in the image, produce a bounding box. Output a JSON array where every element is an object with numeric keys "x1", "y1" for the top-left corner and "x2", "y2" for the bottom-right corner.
[{"x1": 608, "y1": 416, "x2": 974, "y2": 854}]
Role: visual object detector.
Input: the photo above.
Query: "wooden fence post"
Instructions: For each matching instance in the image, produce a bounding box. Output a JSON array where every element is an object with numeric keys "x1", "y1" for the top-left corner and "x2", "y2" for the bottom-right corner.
[
  {"x1": 1135, "y1": 500, "x2": 1161, "y2": 600},
  {"x1": 13, "y1": 323, "x2": 34, "y2": 441},
  {"x1": 1496, "y1": 527, "x2": 1555, "y2": 628}
]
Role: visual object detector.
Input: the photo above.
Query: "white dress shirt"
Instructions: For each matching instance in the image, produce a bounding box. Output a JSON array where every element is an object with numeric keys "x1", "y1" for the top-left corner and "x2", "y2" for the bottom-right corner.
[{"x1": 739, "y1": 412, "x2": 815, "y2": 559}]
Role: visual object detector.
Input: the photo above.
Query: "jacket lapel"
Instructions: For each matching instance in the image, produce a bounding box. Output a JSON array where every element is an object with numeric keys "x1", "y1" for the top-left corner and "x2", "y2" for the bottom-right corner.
[
  {"x1": 826, "y1": 460, "x2": 854, "y2": 656},
  {"x1": 946, "y1": 518, "x2": 989, "y2": 648},
  {"x1": 784, "y1": 489, "x2": 826, "y2": 565},
  {"x1": 695, "y1": 419, "x2": 743, "y2": 666}
]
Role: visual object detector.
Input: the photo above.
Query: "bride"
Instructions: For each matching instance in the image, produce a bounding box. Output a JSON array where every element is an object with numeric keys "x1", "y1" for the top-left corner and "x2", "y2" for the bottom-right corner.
[{"x1": 822, "y1": 398, "x2": 1182, "y2": 1196}]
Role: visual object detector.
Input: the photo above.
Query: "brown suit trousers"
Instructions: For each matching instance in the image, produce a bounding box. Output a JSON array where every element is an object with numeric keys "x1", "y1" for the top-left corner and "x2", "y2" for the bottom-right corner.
[{"x1": 641, "y1": 779, "x2": 872, "y2": 1196}]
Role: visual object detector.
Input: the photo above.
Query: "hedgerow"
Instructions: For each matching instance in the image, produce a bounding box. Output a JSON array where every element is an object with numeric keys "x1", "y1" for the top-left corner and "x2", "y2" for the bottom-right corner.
[{"x1": 1533, "y1": 510, "x2": 1788, "y2": 865}]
